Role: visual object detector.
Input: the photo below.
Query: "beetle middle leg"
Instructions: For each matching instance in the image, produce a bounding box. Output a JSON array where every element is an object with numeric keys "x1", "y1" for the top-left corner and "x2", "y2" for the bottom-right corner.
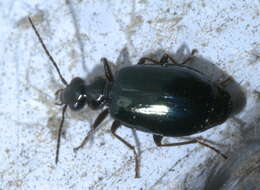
[
  {"x1": 111, "y1": 120, "x2": 140, "y2": 178},
  {"x1": 159, "y1": 54, "x2": 178, "y2": 65},
  {"x1": 153, "y1": 135, "x2": 227, "y2": 159},
  {"x1": 74, "y1": 108, "x2": 109, "y2": 151}
]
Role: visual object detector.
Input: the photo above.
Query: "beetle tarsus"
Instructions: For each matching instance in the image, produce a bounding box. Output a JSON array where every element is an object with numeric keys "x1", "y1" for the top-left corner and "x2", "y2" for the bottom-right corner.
[
  {"x1": 196, "y1": 138, "x2": 228, "y2": 159},
  {"x1": 74, "y1": 108, "x2": 109, "y2": 151},
  {"x1": 111, "y1": 120, "x2": 140, "y2": 178},
  {"x1": 153, "y1": 135, "x2": 228, "y2": 159},
  {"x1": 160, "y1": 53, "x2": 178, "y2": 65},
  {"x1": 55, "y1": 105, "x2": 68, "y2": 164}
]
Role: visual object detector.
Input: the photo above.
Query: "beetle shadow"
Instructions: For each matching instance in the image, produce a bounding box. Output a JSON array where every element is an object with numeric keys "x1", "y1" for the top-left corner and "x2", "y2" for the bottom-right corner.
[
  {"x1": 142, "y1": 43, "x2": 246, "y2": 116},
  {"x1": 195, "y1": 95, "x2": 260, "y2": 190},
  {"x1": 181, "y1": 99, "x2": 260, "y2": 190}
]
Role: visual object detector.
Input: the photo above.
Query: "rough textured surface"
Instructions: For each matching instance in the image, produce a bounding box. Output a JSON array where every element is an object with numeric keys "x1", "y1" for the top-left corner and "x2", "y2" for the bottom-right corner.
[{"x1": 0, "y1": 0, "x2": 259, "y2": 189}]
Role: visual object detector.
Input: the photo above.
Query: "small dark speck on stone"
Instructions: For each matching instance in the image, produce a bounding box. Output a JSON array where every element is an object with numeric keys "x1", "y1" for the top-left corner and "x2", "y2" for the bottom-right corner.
[{"x1": 5, "y1": 148, "x2": 10, "y2": 153}]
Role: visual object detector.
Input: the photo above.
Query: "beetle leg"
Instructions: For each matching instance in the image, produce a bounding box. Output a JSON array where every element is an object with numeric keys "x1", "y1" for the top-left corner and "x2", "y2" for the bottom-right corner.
[
  {"x1": 101, "y1": 58, "x2": 114, "y2": 81},
  {"x1": 73, "y1": 108, "x2": 109, "y2": 151},
  {"x1": 55, "y1": 105, "x2": 68, "y2": 164},
  {"x1": 160, "y1": 54, "x2": 178, "y2": 65},
  {"x1": 111, "y1": 120, "x2": 140, "y2": 178},
  {"x1": 138, "y1": 57, "x2": 161, "y2": 65},
  {"x1": 219, "y1": 76, "x2": 232, "y2": 87},
  {"x1": 153, "y1": 135, "x2": 197, "y2": 146},
  {"x1": 138, "y1": 54, "x2": 179, "y2": 65},
  {"x1": 181, "y1": 49, "x2": 198, "y2": 64},
  {"x1": 153, "y1": 135, "x2": 228, "y2": 159}
]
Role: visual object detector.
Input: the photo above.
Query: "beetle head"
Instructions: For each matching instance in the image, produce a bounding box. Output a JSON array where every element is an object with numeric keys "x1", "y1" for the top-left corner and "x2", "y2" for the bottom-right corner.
[{"x1": 56, "y1": 77, "x2": 88, "y2": 111}]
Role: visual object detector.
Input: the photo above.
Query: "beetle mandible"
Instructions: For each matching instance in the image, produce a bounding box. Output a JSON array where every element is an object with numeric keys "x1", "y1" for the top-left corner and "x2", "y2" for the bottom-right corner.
[{"x1": 28, "y1": 17, "x2": 232, "y2": 178}]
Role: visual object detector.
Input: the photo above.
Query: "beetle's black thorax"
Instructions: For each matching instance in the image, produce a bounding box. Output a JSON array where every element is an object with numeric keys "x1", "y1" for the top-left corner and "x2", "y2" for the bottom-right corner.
[{"x1": 85, "y1": 76, "x2": 108, "y2": 110}]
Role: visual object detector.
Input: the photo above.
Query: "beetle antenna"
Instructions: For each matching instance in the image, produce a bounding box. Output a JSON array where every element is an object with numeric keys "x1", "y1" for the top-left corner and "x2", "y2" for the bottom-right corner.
[
  {"x1": 28, "y1": 16, "x2": 68, "y2": 86},
  {"x1": 55, "y1": 105, "x2": 67, "y2": 164}
]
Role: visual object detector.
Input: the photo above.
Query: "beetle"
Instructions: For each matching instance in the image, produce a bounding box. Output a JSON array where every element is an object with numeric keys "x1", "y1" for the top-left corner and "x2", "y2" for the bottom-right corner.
[{"x1": 28, "y1": 17, "x2": 232, "y2": 178}]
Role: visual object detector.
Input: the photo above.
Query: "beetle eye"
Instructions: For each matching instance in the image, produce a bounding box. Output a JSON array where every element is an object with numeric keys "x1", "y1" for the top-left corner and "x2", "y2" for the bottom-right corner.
[{"x1": 70, "y1": 94, "x2": 87, "y2": 110}]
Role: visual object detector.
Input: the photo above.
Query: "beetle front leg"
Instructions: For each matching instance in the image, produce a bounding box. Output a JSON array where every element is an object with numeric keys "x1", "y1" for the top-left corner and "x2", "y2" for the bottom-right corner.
[
  {"x1": 153, "y1": 135, "x2": 227, "y2": 159},
  {"x1": 101, "y1": 58, "x2": 114, "y2": 81},
  {"x1": 111, "y1": 121, "x2": 140, "y2": 178},
  {"x1": 74, "y1": 108, "x2": 109, "y2": 151}
]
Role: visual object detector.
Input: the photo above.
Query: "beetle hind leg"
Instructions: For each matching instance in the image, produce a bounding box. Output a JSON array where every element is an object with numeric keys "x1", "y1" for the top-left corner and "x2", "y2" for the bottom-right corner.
[
  {"x1": 160, "y1": 54, "x2": 178, "y2": 65},
  {"x1": 111, "y1": 121, "x2": 140, "y2": 178},
  {"x1": 153, "y1": 135, "x2": 227, "y2": 159},
  {"x1": 181, "y1": 49, "x2": 198, "y2": 64}
]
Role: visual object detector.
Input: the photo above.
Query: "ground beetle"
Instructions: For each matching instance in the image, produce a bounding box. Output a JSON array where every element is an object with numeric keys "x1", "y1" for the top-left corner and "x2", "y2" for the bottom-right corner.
[{"x1": 28, "y1": 17, "x2": 232, "y2": 178}]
